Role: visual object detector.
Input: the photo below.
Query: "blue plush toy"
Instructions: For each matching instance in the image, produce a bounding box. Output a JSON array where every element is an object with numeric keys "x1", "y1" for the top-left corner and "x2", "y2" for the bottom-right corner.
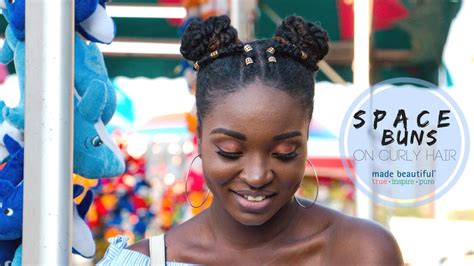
[
  {"x1": 0, "y1": 61, "x2": 124, "y2": 178},
  {"x1": 11, "y1": 184, "x2": 97, "y2": 265},
  {"x1": 0, "y1": 134, "x2": 99, "y2": 264},
  {"x1": 0, "y1": 0, "x2": 115, "y2": 44},
  {"x1": 0, "y1": 135, "x2": 24, "y2": 265},
  {"x1": 0, "y1": 29, "x2": 117, "y2": 131},
  {"x1": 0, "y1": 101, "x2": 23, "y2": 163},
  {"x1": 73, "y1": 81, "x2": 125, "y2": 178},
  {"x1": 74, "y1": 32, "x2": 117, "y2": 125},
  {"x1": 0, "y1": 25, "x2": 25, "y2": 131}
]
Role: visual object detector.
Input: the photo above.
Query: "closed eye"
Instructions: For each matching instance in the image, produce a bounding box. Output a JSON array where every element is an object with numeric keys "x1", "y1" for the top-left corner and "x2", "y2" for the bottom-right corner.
[
  {"x1": 272, "y1": 152, "x2": 299, "y2": 161},
  {"x1": 216, "y1": 149, "x2": 242, "y2": 160}
]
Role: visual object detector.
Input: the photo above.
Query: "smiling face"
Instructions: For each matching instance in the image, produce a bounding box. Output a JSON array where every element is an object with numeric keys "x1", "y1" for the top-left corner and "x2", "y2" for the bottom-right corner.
[{"x1": 198, "y1": 81, "x2": 310, "y2": 226}]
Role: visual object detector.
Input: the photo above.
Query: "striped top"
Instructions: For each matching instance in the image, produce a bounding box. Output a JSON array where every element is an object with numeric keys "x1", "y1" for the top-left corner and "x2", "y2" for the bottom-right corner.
[{"x1": 96, "y1": 235, "x2": 195, "y2": 266}]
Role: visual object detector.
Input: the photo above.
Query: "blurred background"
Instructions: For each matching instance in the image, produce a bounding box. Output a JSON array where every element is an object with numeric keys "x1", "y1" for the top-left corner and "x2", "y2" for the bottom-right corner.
[{"x1": 1, "y1": 0, "x2": 473, "y2": 265}]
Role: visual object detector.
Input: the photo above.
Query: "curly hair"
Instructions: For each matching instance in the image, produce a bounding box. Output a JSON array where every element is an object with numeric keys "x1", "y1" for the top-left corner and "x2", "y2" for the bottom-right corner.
[{"x1": 180, "y1": 15, "x2": 329, "y2": 126}]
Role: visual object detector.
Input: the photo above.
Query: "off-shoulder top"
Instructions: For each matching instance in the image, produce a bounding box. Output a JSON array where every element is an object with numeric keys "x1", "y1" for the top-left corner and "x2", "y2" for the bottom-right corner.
[{"x1": 96, "y1": 235, "x2": 196, "y2": 266}]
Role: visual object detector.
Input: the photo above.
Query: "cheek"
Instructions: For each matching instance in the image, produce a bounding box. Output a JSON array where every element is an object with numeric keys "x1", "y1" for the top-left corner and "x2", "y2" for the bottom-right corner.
[
  {"x1": 273, "y1": 157, "x2": 307, "y2": 193},
  {"x1": 200, "y1": 147, "x2": 237, "y2": 187}
]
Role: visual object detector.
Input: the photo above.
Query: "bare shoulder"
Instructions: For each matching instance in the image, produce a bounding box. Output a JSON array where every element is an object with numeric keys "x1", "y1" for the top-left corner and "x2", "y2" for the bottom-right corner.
[
  {"x1": 328, "y1": 212, "x2": 404, "y2": 266},
  {"x1": 126, "y1": 238, "x2": 150, "y2": 257},
  {"x1": 125, "y1": 212, "x2": 208, "y2": 261}
]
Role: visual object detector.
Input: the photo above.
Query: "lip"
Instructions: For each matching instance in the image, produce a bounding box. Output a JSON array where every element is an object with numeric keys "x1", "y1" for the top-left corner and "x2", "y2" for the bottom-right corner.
[
  {"x1": 231, "y1": 190, "x2": 277, "y2": 197},
  {"x1": 231, "y1": 190, "x2": 276, "y2": 213}
]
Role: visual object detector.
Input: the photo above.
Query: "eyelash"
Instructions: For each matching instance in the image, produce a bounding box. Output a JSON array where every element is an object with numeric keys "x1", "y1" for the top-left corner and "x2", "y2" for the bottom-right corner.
[{"x1": 216, "y1": 150, "x2": 299, "y2": 161}]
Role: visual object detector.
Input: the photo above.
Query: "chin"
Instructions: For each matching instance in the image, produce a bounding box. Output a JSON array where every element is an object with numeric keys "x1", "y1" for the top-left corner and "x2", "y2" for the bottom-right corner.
[{"x1": 230, "y1": 210, "x2": 276, "y2": 226}]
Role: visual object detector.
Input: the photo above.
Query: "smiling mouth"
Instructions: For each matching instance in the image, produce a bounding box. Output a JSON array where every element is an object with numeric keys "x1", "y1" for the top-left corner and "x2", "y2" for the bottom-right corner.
[{"x1": 231, "y1": 190, "x2": 276, "y2": 202}]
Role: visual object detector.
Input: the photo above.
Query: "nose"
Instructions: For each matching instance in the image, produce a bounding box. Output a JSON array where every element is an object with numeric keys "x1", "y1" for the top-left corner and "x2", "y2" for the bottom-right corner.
[{"x1": 240, "y1": 156, "x2": 274, "y2": 188}]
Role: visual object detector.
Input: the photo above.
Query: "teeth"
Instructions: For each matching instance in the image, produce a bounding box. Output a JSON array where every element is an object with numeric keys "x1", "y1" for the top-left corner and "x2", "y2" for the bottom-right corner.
[{"x1": 244, "y1": 195, "x2": 266, "y2": 202}]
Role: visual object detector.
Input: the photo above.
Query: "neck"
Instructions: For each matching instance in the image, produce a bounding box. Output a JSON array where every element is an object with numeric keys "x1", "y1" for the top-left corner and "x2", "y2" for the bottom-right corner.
[{"x1": 205, "y1": 197, "x2": 300, "y2": 250}]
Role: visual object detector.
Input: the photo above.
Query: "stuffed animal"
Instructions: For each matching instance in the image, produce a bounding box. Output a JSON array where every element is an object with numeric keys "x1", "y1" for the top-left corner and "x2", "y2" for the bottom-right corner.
[
  {"x1": 73, "y1": 81, "x2": 125, "y2": 178},
  {"x1": 0, "y1": 71, "x2": 124, "y2": 178},
  {"x1": 0, "y1": 101, "x2": 23, "y2": 161},
  {"x1": 0, "y1": 25, "x2": 25, "y2": 131},
  {"x1": 0, "y1": 134, "x2": 98, "y2": 263},
  {"x1": 0, "y1": 239, "x2": 21, "y2": 265},
  {"x1": 0, "y1": 0, "x2": 115, "y2": 44},
  {"x1": 11, "y1": 184, "x2": 97, "y2": 265},
  {"x1": 74, "y1": 32, "x2": 117, "y2": 125},
  {"x1": 0, "y1": 135, "x2": 24, "y2": 265}
]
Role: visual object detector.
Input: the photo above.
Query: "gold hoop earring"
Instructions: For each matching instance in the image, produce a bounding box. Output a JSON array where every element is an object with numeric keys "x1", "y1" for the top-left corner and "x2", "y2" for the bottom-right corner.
[
  {"x1": 185, "y1": 154, "x2": 210, "y2": 208},
  {"x1": 295, "y1": 159, "x2": 319, "y2": 209}
]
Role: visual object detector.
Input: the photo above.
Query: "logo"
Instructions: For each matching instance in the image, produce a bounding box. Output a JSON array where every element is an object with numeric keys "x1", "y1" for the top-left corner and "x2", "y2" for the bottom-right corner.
[{"x1": 339, "y1": 78, "x2": 470, "y2": 206}]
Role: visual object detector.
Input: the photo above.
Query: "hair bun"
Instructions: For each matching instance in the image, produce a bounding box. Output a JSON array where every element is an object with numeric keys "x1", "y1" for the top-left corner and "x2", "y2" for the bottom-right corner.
[
  {"x1": 274, "y1": 16, "x2": 329, "y2": 62},
  {"x1": 180, "y1": 15, "x2": 239, "y2": 62}
]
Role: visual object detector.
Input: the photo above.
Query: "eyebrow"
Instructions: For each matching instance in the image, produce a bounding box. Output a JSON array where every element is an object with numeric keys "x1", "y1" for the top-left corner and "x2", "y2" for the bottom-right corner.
[
  {"x1": 210, "y1": 128, "x2": 246, "y2": 141},
  {"x1": 272, "y1": 131, "x2": 302, "y2": 141},
  {"x1": 209, "y1": 128, "x2": 302, "y2": 142}
]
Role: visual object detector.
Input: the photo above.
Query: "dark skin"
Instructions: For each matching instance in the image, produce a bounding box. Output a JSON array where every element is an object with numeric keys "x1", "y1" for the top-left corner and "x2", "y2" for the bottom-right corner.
[{"x1": 128, "y1": 81, "x2": 404, "y2": 265}]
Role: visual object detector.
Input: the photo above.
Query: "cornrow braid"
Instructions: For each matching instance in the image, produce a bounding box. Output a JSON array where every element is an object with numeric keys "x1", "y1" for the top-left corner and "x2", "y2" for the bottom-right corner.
[
  {"x1": 271, "y1": 41, "x2": 321, "y2": 71},
  {"x1": 193, "y1": 43, "x2": 245, "y2": 71}
]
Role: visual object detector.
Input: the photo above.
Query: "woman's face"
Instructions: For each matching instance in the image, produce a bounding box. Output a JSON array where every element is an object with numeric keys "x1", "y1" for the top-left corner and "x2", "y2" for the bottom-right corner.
[{"x1": 199, "y1": 81, "x2": 310, "y2": 226}]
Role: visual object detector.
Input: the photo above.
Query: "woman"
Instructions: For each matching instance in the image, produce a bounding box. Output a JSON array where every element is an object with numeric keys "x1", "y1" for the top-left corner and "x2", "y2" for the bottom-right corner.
[{"x1": 98, "y1": 15, "x2": 403, "y2": 265}]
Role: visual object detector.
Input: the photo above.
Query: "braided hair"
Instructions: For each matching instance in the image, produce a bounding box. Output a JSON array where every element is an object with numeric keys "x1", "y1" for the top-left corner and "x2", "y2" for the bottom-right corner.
[{"x1": 180, "y1": 15, "x2": 329, "y2": 126}]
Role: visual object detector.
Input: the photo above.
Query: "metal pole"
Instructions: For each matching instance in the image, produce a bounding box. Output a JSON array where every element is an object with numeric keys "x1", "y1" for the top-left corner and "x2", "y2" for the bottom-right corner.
[
  {"x1": 23, "y1": 0, "x2": 74, "y2": 264},
  {"x1": 230, "y1": 0, "x2": 257, "y2": 41},
  {"x1": 353, "y1": 0, "x2": 373, "y2": 219}
]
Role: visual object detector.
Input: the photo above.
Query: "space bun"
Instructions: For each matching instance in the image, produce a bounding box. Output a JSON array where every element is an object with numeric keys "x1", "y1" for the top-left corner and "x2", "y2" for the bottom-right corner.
[
  {"x1": 180, "y1": 15, "x2": 240, "y2": 62},
  {"x1": 274, "y1": 16, "x2": 329, "y2": 64}
]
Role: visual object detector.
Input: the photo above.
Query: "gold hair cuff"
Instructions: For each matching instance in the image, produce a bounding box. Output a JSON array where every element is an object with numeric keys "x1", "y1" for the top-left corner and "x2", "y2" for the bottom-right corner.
[
  {"x1": 193, "y1": 62, "x2": 200, "y2": 70},
  {"x1": 268, "y1": 56, "x2": 277, "y2": 63},
  {"x1": 210, "y1": 50, "x2": 219, "y2": 59},
  {"x1": 266, "y1": 47, "x2": 275, "y2": 55},
  {"x1": 300, "y1": 51, "x2": 308, "y2": 60},
  {"x1": 244, "y1": 44, "x2": 253, "y2": 53},
  {"x1": 245, "y1": 57, "x2": 254, "y2": 65}
]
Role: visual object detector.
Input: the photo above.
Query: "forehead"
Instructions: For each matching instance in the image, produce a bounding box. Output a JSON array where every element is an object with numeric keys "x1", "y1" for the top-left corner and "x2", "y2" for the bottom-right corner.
[{"x1": 202, "y1": 82, "x2": 310, "y2": 137}]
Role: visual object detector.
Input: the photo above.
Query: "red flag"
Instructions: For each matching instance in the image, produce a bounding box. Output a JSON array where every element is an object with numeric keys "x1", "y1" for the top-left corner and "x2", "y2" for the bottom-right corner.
[{"x1": 338, "y1": 0, "x2": 409, "y2": 40}]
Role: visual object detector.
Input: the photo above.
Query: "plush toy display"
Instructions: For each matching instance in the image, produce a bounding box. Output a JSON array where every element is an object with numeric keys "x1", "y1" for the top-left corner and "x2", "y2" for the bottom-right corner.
[
  {"x1": 0, "y1": 134, "x2": 98, "y2": 264},
  {"x1": 11, "y1": 184, "x2": 96, "y2": 265},
  {"x1": 0, "y1": 0, "x2": 123, "y2": 261},
  {"x1": 0, "y1": 0, "x2": 115, "y2": 44},
  {"x1": 0, "y1": 0, "x2": 125, "y2": 178}
]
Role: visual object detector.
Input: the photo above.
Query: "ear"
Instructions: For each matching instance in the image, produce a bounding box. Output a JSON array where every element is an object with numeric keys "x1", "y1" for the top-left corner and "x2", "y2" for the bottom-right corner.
[
  {"x1": 4, "y1": 134, "x2": 22, "y2": 155},
  {"x1": 77, "y1": 80, "x2": 107, "y2": 122},
  {"x1": 77, "y1": 4, "x2": 115, "y2": 44},
  {"x1": 196, "y1": 123, "x2": 202, "y2": 154}
]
